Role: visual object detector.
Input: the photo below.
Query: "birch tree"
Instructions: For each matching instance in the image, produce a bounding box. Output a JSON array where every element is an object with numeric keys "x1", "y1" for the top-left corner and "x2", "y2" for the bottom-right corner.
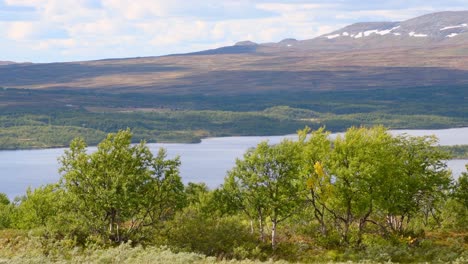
[{"x1": 59, "y1": 129, "x2": 185, "y2": 243}]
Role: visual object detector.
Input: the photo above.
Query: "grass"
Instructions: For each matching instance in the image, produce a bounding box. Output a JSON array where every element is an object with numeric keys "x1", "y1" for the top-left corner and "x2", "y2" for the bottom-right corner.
[{"x1": 0, "y1": 229, "x2": 467, "y2": 263}]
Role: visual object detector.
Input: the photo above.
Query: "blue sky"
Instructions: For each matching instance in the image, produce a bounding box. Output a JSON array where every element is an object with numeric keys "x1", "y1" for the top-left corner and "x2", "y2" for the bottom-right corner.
[{"x1": 1, "y1": 0, "x2": 467, "y2": 62}]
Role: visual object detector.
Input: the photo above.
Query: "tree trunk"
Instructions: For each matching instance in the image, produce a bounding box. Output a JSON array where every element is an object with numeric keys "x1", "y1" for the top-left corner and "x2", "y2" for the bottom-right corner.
[
  {"x1": 342, "y1": 221, "x2": 350, "y2": 245},
  {"x1": 259, "y1": 209, "x2": 265, "y2": 242},
  {"x1": 250, "y1": 219, "x2": 254, "y2": 234},
  {"x1": 357, "y1": 206, "x2": 373, "y2": 246},
  {"x1": 342, "y1": 199, "x2": 352, "y2": 245},
  {"x1": 271, "y1": 219, "x2": 278, "y2": 250},
  {"x1": 109, "y1": 209, "x2": 115, "y2": 236},
  {"x1": 318, "y1": 205, "x2": 328, "y2": 236},
  {"x1": 310, "y1": 191, "x2": 328, "y2": 236},
  {"x1": 108, "y1": 208, "x2": 120, "y2": 242}
]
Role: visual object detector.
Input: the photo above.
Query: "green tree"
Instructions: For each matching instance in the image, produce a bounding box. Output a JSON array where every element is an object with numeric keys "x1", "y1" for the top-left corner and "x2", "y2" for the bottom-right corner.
[
  {"x1": 297, "y1": 127, "x2": 333, "y2": 236},
  {"x1": 185, "y1": 182, "x2": 209, "y2": 207},
  {"x1": 59, "y1": 129, "x2": 185, "y2": 243},
  {"x1": 0, "y1": 192, "x2": 11, "y2": 229},
  {"x1": 11, "y1": 185, "x2": 62, "y2": 230},
  {"x1": 442, "y1": 164, "x2": 468, "y2": 230},
  {"x1": 297, "y1": 126, "x2": 451, "y2": 245},
  {"x1": 325, "y1": 126, "x2": 396, "y2": 244},
  {"x1": 166, "y1": 209, "x2": 257, "y2": 258},
  {"x1": 454, "y1": 164, "x2": 468, "y2": 208},
  {"x1": 0, "y1": 193, "x2": 9, "y2": 206},
  {"x1": 379, "y1": 135, "x2": 451, "y2": 232},
  {"x1": 225, "y1": 140, "x2": 303, "y2": 249}
]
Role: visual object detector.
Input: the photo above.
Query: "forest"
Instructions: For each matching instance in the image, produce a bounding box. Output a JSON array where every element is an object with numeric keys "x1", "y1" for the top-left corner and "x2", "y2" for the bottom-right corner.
[
  {"x1": 0, "y1": 126, "x2": 467, "y2": 263},
  {"x1": 1, "y1": 85, "x2": 467, "y2": 150}
]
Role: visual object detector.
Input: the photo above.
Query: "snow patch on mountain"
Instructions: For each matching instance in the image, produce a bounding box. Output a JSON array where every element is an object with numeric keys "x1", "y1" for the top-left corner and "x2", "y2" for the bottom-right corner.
[
  {"x1": 440, "y1": 23, "x2": 468, "y2": 31},
  {"x1": 409, "y1": 32, "x2": 428, "y2": 37},
  {"x1": 375, "y1": 26, "x2": 401, "y2": 35},
  {"x1": 326, "y1": 34, "x2": 341, "y2": 39},
  {"x1": 325, "y1": 25, "x2": 401, "y2": 39},
  {"x1": 317, "y1": 11, "x2": 468, "y2": 46}
]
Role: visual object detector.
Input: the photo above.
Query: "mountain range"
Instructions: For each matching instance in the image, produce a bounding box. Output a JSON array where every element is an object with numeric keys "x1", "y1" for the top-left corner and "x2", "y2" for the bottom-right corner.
[
  {"x1": 1, "y1": 11, "x2": 467, "y2": 149},
  {"x1": 0, "y1": 61, "x2": 17, "y2": 66},
  {"x1": 1, "y1": 11, "x2": 467, "y2": 97}
]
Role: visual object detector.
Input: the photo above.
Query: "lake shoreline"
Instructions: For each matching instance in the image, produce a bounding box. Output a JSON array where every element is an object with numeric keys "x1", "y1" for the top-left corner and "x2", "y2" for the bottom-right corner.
[
  {"x1": 2, "y1": 126, "x2": 468, "y2": 152},
  {"x1": 2, "y1": 127, "x2": 467, "y2": 199}
]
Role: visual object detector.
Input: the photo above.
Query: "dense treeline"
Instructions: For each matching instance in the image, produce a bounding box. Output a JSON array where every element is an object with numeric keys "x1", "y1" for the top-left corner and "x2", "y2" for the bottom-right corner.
[
  {"x1": 440, "y1": 145, "x2": 468, "y2": 159},
  {"x1": 0, "y1": 106, "x2": 466, "y2": 150},
  {"x1": 1, "y1": 85, "x2": 467, "y2": 150},
  {"x1": 2, "y1": 85, "x2": 467, "y2": 115},
  {"x1": 0, "y1": 127, "x2": 467, "y2": 263}
]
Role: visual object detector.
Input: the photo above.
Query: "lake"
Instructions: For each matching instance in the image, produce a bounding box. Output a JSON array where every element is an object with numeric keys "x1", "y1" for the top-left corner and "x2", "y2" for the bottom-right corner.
[{"x1": 1, "y1": 127, "x2": 467, "y2": 199}]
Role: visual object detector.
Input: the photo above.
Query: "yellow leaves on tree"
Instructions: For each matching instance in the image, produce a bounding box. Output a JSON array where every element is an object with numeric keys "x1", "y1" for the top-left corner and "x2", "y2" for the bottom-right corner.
[
  {"x1": 306, "y1": 161, "x2": 333, "y2": 199},
  {"x1": 314, "y1": 161, "x2": 325, "y2": 178},
  {"x1": 306, "y1": 161, "x2": 325, "y2": 190}
]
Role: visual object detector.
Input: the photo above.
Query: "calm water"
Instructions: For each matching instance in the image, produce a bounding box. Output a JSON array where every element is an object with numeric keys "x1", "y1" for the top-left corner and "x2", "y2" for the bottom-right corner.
[{"x1": 1, "y1": 128, "x2": 467, "y2": 199}]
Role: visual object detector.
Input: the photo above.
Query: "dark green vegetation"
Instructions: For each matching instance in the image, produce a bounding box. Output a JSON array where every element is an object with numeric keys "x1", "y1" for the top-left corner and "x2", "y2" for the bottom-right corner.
[
  {"x1": 440, "y1": 145, "x2": 468, "y2": 159},
  {"x1": 0, "y1": 128, "x2": 467, "y2": 263},
  {"x1": 1, "y1": 11, "x2": 467, "y2": 151},
  {"x1": 1, "y1": 85, "x2": 467, "y2": 150}
]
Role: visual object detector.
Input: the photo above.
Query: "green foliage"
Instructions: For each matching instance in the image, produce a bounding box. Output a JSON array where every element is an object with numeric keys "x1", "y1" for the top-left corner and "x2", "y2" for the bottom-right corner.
[
  {"x1": 224, "y1": 140, "x2": 304, "y2": 249},
  {"x1": 1, "y1": 85, "x2": 467, "y2": 150},
  {"x1": 378, "y1": 134, "x2": 451, "y2": 232},
  {"x1": 0, "y1": 127, "x2": 467, "y2": 263},
  {"x1": 442, "y1": 165, "x2": 468, "y2": 230},
  {"x1": 0, "y1": 194, "x2": 9, "y2": 206},
  {"x1": 11, "y1": 185, "x2": 62, "y2": 230},
  {"x1": 164, "y1": 208, "x2": 260, "y2": 259},
  {"x1": 0, "y1": 125, "x2": 106, "y2": 149},
  {"x1": 440, "y1": 198, "x2": 468, "y2": 230},
  {"x1": 325, "y1": 127, "x2": 399, "y2": 243},
  {"x1": 0, "y1": 108, "x2": 465, "y2": 150},
  {"x1": 454, "y1": 165, "x2": 468, "y2": 208},
  {"x1": 222, "y1": 126, "x2": 456, "y2": 250},
  {"x1": 439, "y1": 145, "x2": 468, "y2": 159},
  {"x1": 185, "y1": 182, "x2": 210, "y2": 207},
  {"x1": 58, "y1": 129, "x2": 186, "y2": 243},
  {"x1": 0, "y1": 194, "x2": 11, "y2": 229}
]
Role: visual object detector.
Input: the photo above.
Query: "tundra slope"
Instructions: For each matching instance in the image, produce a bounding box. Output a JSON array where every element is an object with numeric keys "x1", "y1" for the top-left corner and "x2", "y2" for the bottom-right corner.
[
  {"x1": 0, "y1": 11, "x2": 467, "y2": 97},
  {"x1": 0, "y1": 11, "x2": 467, "y2": 149}
]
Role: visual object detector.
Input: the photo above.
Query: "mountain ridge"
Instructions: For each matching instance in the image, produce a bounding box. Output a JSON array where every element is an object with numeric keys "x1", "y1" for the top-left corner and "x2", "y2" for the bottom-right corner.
[
  {"x1": 0, "y1": 10, "x2": 467, "y2": 97},
  {"x1": 0, "y1": 61, "x2": 17, "y2": 66}
]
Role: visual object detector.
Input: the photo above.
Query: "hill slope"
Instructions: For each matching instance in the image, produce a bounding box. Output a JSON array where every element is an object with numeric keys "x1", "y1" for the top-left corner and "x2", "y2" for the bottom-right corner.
[
  {"x1": 0, "y1": 11, "x2": 467, "y2": 149},
  {"x1": 0, "y1": 11, "x2": 467, "y2": 96}
]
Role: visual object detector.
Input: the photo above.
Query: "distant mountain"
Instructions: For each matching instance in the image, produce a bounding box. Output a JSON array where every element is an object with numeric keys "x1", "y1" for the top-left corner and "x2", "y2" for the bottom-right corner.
[
  {"x1": 189, "y1": 11, "x2": 468, "y2": 53},
  {"x1": 179, "y1": 41, "x2": 258, "y2": 56},
  {"x1": 0, "y1": 61, "x2": 17, "y2": 66},
  {"x1": 0, "y1": 11, "x2": 467, "y2": 96},
  {"x1": 311, "y1": 11, "x2": 468, "y2": 49}
]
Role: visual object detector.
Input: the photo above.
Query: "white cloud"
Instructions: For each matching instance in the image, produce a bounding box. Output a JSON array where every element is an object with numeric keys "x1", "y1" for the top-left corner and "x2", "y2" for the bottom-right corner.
[
  {"x1": 101, "y1": 0, "x2": 172, "y2": 20},
  {"x1": 256, "y1": 3, "x2": 340, "y2": 13},
  {"x1": 66, "y1": 19, "x2": 120, "y2": 37},
  {"x1": 148, "y1": 19, "x2": 210, "y2": 46},
  {"x1": 35, "y1": 38, "x2": 77, "y2": 50},
  {"x1": 6, "y1": 21, "x2": 36, "y2": 40},
  {"x1": 1, "y1": 0, "x2": 467, "y2": 62},
  {"x1": 334, "y1": 8, "x2": 437, "y2": 21}
]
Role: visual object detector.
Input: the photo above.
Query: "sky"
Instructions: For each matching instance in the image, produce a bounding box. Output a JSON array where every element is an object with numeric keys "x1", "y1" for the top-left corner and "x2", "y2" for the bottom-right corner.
[{"x1": 1, "y1": 0, "x2": 467, "y2": 63}]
